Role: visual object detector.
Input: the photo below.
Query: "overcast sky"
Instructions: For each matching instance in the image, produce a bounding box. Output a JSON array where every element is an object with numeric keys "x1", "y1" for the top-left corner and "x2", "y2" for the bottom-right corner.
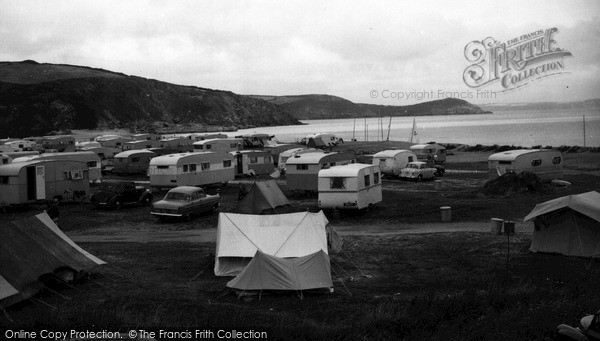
[{"x1": 1, "y1": 0, "x2": 599, "y2": 105}]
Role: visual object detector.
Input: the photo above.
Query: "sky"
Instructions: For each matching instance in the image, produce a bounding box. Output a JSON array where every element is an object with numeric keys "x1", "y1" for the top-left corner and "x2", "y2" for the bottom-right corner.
[{"x1": 1, "y1": 0, "x2": 599, "y2": 105}]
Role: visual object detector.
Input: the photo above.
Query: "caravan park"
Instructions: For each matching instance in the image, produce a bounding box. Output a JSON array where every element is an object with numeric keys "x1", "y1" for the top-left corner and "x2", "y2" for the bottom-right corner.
[
  {"x1": 1, "y1": 1, "x2": 600, "y2": 338},
  {"x1": 1, "y1": 138, "x2": 599, "y2": 340}
]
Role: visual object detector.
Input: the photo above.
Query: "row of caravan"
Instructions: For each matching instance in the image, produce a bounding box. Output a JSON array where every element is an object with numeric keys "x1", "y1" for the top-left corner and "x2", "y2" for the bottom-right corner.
[{"x1": 147, "y1": 150, "x2": 274, "y2": 189}]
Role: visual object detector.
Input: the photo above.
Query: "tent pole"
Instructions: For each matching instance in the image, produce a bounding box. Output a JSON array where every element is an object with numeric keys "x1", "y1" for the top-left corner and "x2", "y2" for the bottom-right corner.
[
  {"x1": 42, "y1": 285, "x2": 72, "y2": 300},
  {"x1": 30, "y1": 297, "x2": 57, "y2": 310},
  {"x1": 1, "y1": 308, "x2": 13, "y2": 322}
]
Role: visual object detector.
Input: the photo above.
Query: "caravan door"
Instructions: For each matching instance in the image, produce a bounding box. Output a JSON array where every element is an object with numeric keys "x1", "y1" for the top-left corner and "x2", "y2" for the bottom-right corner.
[{"x1": 36, "y1": 166, "x2": 46, "y2": 200}]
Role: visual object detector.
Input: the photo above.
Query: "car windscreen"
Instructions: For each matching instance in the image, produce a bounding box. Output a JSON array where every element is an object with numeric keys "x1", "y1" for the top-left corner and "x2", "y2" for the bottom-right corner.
[{"x1": 165, "y1": 192, "x2": 191, "y2": 201}]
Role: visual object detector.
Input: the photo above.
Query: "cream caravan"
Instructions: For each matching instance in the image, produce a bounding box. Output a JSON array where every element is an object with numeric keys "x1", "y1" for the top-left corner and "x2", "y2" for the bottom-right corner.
[
  {"x1": 0, "y1": 160, "x2": 90, "y2": 204},
  {"x1": 318, "y1": 164, "x2": 382, "y2": 210},
  {"x1": 11, "y1": 151, "x2": 102, "y2": 181},
  {"x1": 409, "y1": 143, "x2": 446, "y2": 163},
  {"x1": 148, "y1": 152, "x2": 235, "y2": 189},
  {"x1": 286, "y1": 152, "x2": 356, "y2": 192},
  {"x1": 229, "y1": 150, "x2": 274, "y2": 176},
  {"x1": 193, "y1": 138, "x2": 242, "y2": 153},
  {"x1": 372, "y1": 150, "x2": 417, "y2": 177},
  {"x1": 113, "y1": 150, "x2": 156, "y2": 175},
  {"x1": 488, "y1": 149, "x2": 564, "y2": 180}
]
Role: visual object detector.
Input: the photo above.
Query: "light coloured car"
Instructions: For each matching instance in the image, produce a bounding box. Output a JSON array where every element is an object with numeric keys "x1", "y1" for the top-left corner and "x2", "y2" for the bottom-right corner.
[
  {"x1": 151, "y1": 186, "x2": 219, "y2": 221},
  {"x1": 400, "y1": 161, "x2": 437, "y2": 181}
]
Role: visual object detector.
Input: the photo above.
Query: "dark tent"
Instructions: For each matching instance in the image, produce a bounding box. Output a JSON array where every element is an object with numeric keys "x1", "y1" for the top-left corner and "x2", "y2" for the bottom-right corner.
[
  {"x1": 238, "y1": 180, "x2": 291, "y2": 214},
  {"x1": 0, "y1": 212, "x2": 104, "y2": 308},
  {"x1": 524, "y1": 191, "x2": 600, "y2": 258},
  {"x1": 227, "y1": 250, "x2": 333, "y2": 291}
]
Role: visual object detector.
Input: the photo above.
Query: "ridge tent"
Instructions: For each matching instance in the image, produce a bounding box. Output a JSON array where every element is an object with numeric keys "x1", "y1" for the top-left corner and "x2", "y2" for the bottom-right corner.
[
  {"x1": 238, "y1": 180, "x2": 291, "y2": 214},
  {"x1": 215, "y1": 211, "x2": 331, "y2": 276},
  {"x1": 0, "y1": 275, "x2": 20, "y2": 308},
  {"x1": 0, "y1": 212, "x2": 104, "y2": 308},
  {"x1": 227, "y1": 250, "x2": 333, "y2": 292},
  {"x1": 524, "y1": 191, "x2": 600, "y2": 258}
]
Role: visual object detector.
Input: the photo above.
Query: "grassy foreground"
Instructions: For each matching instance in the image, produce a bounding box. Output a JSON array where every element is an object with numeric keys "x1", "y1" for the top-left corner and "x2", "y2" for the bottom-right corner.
[{"x1": 2, "y1": 233, "x2": 600, "y2": 340}]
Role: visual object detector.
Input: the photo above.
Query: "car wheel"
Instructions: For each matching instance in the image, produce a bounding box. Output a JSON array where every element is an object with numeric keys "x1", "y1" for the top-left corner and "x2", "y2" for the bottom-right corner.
[{"x1": 417, "y1": 174, "x2": 423, "y2": 182}]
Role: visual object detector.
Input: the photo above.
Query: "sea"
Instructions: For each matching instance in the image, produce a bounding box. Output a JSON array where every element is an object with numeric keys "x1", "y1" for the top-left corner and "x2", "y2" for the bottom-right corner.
[{"x1": 233, "y1": 108, "x2": 600, "y2": 147}]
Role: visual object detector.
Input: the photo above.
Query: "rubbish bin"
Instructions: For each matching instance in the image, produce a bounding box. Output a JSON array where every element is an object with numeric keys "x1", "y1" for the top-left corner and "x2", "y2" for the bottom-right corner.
[
  {"x1": 440, "y1": 206, "x2": 451, "y2": 222},
  {"x1": 490, "y1": 218, "x2": 503, "y2": 235},
  {"x1": 503, "y1": 220, "x2": 515, "y2": 235}
]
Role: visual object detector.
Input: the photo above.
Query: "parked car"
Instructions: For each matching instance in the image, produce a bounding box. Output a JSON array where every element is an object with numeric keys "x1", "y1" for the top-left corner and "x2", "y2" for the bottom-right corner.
[
  {"x1": 90, "y1": 180, "x2": 153, "y2": 209},
  {"x1": 400, "y1": 161, "x2": 437, "y2": 181},
  {"x1": 151, "y1": 186, "x2": 220, "y2": 221}
]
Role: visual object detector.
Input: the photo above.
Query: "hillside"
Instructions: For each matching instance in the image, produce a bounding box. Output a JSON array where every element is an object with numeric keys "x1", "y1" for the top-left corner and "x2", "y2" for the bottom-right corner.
[
  {"x1": 251, "y1": 94, "x2": 487, "y2": 119},
  {"x1": 480, "y1": 99, "x2": 600, "y2": 111},
  {"x1": 0, "y1": 61, "x2": 300, "y2": 138}
]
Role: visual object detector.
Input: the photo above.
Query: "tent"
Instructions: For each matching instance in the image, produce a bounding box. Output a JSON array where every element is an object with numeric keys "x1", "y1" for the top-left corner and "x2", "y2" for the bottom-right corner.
[
  {"x1": 215, "y1": 211, "x2": 331, "y2": 276},
  {"x1": 238, "y1": 180, "x2": 291, "y2": 214},
  {"x1": 227, "y1": 250, "x2": 333, "y2": 292},
  {"x1": 0, "y1": 212, "x2": 104, "y2": 308},
  {"x1": 524, "y1": 191, "x2": 600, "y2": 258}
]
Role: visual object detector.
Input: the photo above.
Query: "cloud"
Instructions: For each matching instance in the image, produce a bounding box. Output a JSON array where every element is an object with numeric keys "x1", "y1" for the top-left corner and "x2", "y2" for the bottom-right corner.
[{"x1": 0, "y1": 0, "x2": 598, "y2": 104}]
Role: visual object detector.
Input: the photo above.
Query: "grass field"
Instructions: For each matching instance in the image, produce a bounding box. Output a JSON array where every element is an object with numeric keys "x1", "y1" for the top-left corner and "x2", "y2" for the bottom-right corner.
[{"x1": 1, "y1": 143, "x2": 599, "y2": 340}]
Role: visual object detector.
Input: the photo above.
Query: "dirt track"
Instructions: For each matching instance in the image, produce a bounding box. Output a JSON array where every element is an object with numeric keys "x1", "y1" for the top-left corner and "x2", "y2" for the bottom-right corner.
[{"x1": 68, "y1": 220, "x2": 533, "y2": 243}]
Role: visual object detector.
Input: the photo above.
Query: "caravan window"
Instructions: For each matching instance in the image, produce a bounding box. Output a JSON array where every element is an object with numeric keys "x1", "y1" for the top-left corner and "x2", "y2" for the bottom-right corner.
[
  {"x1": 297, "y1": 164, "x2": 308, "y2": 171},
  {"x1": 201, "y1": 162, "x2": 209, "y2": 170},
  {"x1": 374, "y1": 172, "x2": 380, "y2": 184},
  {"x1": 552, "y1": 156, "x2": 562, "y2": 165},
  {"x1": 131, "y1": 158, "x2": 140, "y2": 163},
  {"x1": 230, "y1": 143, "x2": 238, "y2": 148},
  {"x1": 364, "y1": 174, "x2": 370, "y2": 186},
  {"x1": 531, "y1": 159, "x2": 542, "y2": 167},
  {"x1": 330, "y1": 177, "x2": 346, "y2": 189},
  {"x1": 223, "y1": 160, "x2": 232, "y2": 167},
  {"x1": 190, "y1": 164, "x2": 197, "y2": 172},
  {"x1": 206, "y1": 144, "x2": 212, "y2": 150},
  {"x1": 183, "y1": 164, "x2": 189, "y2": 172},
  {"x1": 408, "y1": 156, "x2": 414, "y2": 162},
  {"x1": 250, "y1": 157, "x2": 258, "y2": 164},
  {"x1": 195, "y1": 145, "x2": 203, "y2": 150},
  {"x1": 265, "y1": 156, "x2": 271, "y2": 163},
  {"x1": 0, "y1": 176, "x2": 8, "y2": 184},
  {"x1": 87, "y1": 161, "x2": 98, "y2": 167},
  {"x1": 499, "y1": 161, "x2": 511, "y2": 165}
]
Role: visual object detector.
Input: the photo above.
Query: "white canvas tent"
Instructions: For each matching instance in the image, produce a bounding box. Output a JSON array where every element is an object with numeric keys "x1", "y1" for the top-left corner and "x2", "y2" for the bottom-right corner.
[
  {"x1": 215, "y1": 211, "x2": 331, "y2": 276},
  {"x1": 524, "y1": 191, "x2": 600, "y2": 258},
  {"x1": 227, "y1": 250, "x2": 333, "y2": 292}
]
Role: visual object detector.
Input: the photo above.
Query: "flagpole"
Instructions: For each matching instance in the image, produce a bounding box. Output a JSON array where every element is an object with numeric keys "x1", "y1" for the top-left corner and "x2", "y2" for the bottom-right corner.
[{"x1": 583, "y1": 115, "x2": 586, "y2": 147}]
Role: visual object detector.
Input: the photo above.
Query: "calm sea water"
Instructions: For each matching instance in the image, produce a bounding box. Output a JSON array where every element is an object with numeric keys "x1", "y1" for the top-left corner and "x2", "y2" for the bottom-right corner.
[{"x1": 233, "y1": 108, "x2": 600, "y2": 147}]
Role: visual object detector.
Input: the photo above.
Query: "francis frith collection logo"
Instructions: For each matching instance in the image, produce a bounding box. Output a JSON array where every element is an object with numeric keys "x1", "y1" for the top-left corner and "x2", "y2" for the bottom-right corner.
[{"x1": 463, "y1": 28, "x2": 572, "y2": 91}]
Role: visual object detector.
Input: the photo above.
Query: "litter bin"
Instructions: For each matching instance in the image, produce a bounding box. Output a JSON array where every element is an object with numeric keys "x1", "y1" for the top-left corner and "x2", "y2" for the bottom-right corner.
[
  {"x1": 440, "y1": 206, "x2": 451, "y2": 222},
  {"x1": 434, "y1": 180, "x2": 442, "y2": 190},
  {"x1": 490, "y1": 218, "x2": 503, "y2": 235},
  {"x1": 503, "y1": 220, "x2": 515, "y2": 235}
]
